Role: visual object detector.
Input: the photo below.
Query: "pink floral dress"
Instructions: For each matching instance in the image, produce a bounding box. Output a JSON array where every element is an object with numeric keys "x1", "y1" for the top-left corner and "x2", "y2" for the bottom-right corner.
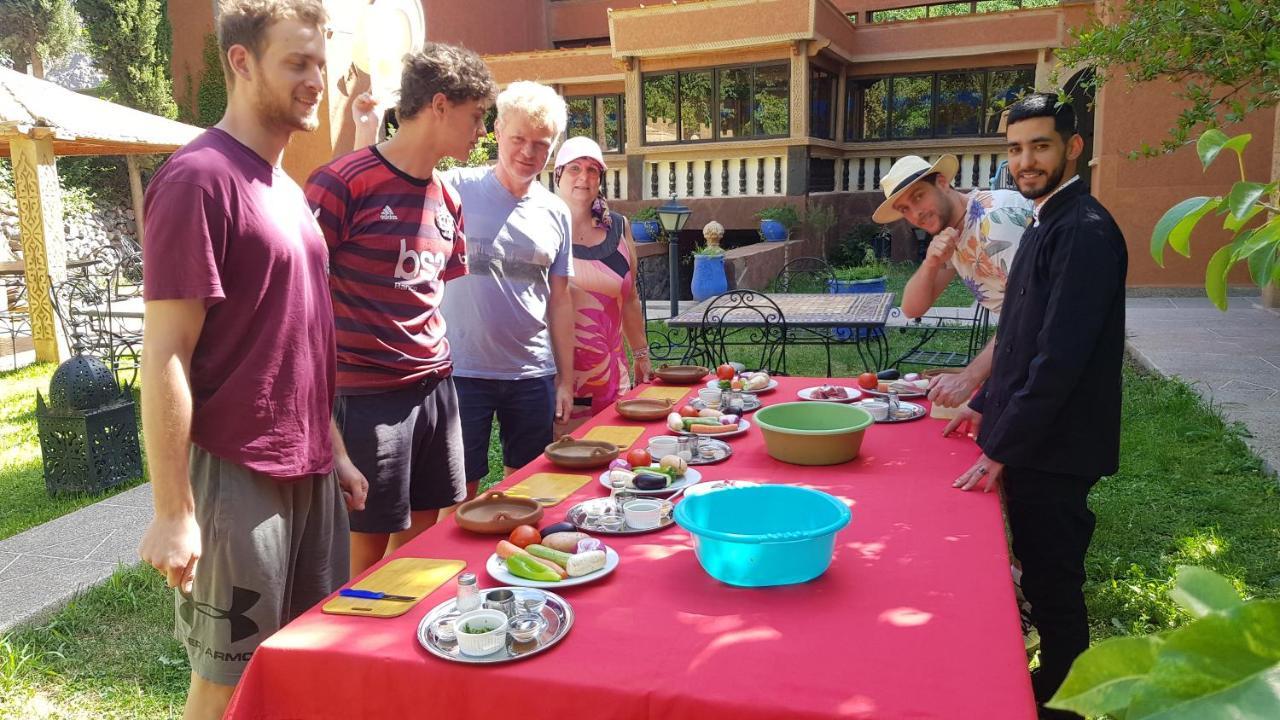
[{"x1": 568, "y1": 211, "x2": 635, "y2": 419}]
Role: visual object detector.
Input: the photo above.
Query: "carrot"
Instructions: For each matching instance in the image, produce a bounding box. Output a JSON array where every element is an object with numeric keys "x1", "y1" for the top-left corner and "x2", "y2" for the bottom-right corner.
[{"x1": 495, "y1": 539, "x2": 568, "y2": 578}]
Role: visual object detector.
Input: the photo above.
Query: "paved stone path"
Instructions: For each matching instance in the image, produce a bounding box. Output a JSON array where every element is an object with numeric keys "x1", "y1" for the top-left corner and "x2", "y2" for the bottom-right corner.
[
  {"x1": 1125, "y1": 295, "x2": 1280, "y2": 477},
  {"x1": 0, "y1": 482, "x2": 153, "y2": 632}
]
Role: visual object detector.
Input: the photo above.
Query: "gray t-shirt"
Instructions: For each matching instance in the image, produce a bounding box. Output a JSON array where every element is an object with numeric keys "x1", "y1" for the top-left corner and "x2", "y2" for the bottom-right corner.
[{"x1": 440, "y1": 165, "x2": 573, "y2": 380}]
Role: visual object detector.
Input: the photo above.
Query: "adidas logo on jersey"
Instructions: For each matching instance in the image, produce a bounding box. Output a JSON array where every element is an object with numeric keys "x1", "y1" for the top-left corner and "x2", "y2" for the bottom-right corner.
[{"x1": 380, "y1": 205, "x2": 398, "y2": 221}]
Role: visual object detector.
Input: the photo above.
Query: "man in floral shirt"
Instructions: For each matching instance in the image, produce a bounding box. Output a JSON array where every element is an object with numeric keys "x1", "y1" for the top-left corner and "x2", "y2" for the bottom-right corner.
[{"x1": 872, "y1": 154, "x2": 1033, "y2": 407}]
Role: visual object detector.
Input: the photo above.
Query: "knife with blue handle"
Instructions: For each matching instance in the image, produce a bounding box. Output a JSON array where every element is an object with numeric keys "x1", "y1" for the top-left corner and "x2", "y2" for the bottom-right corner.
[{"x1": 339, "y1": 588, "x2": 417, "y2": 601}]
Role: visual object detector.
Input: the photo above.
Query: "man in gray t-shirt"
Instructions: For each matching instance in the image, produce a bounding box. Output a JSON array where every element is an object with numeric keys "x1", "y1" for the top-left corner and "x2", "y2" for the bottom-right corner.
[{"x1": 440, "y1": 81, "x2": 575, "y2": 488}]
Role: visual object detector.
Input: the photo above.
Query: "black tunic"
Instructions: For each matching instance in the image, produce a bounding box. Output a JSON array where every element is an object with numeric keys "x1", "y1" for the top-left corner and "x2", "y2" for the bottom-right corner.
[{"x1": 969, "y1": 180, "x2": 1127, "y2": 478}]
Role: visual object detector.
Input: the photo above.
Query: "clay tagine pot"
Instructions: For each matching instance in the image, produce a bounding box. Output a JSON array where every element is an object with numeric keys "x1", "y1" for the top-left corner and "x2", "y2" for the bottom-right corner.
[{"x1": 454, "y1": 491, "x2": 544, "y2": 534}]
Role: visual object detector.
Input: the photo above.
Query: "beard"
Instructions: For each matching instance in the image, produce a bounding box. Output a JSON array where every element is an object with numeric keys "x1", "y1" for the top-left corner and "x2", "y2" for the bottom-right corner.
[
  {"x1": 255, "y1": 80, "x2": 320, "y2": 133},
  {"x1": 1016, "y1": 153, "x2": 1068, "y2": 200}
]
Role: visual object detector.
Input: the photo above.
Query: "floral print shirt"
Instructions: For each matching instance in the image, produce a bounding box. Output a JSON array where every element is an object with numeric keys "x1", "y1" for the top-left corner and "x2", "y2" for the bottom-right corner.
[{"x1": 950, "y1": 189, "x2": 1034, "y2": 313}]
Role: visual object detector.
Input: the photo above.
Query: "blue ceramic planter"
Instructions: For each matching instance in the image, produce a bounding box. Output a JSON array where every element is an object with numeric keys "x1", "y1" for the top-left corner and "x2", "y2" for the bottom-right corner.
[
  {"x1": 759, "y1": 219, "x2": 788, "y2": 241},
  {"x1": 691, "y1": 254, "x2": 728, "y2": 301},
  {"x1": 631, "y1": 220, "x2": 662, "y2": 243},
  {"x1": 827, "y1": 276, "x2": 887, "y2": 340}
]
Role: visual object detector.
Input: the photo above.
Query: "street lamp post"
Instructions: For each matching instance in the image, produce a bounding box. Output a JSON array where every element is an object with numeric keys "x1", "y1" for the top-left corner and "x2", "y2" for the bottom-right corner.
[{"x1": 657, "y1": 195, "x2": 691, "y2": 317}]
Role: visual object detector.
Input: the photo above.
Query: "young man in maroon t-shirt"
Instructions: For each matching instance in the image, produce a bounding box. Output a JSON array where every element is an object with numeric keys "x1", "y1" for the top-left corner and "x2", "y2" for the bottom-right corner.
[
  {"x1": 305, "y1": 44, "x2": 496, "y2": 574},
  {"x1": 138, "y1": 2, "x2": 366, "y2": 717}
]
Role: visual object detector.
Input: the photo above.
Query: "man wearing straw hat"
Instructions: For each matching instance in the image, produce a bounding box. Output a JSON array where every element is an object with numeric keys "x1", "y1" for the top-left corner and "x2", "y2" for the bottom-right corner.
[{"x1": 872, "y1": 154, "x2": 1033, "y2": 408}]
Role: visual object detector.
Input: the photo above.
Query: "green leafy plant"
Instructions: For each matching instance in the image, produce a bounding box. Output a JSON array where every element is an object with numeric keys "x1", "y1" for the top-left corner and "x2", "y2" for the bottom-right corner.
[
  {"x1": 78, "y1": 0, "x2": 178, "y2": 118},
  {"x1": 0, "y1": 0, "x2": 78, "y2": 78},
  {"x1": 436, "y1": 133, "x2": 496, "y2": 171},
  {"x1": 692, "y1": 243, "x2": 725, "y2": 257},
  {"x1": 831, "y1": 222, "x2": 889, "y2": 267},
  {"x1": 833, "y1": 248, "x2": 889, "y2": 282},
  {"x1": 1048, "y1": 566, "x2": 1280, "y2": 719},
  {"x1": 631, "y1": 206, "x2": 659, "y2": 222},
  {"x1": 805, "y1": 204, "x2": 837, "y2": 261},
  {"x1": 1149, "y1": 129, "x2": 1278, "y2": 310},
  {"x1": 756, "y1": 205, "x2": 799, "y2": 230}
]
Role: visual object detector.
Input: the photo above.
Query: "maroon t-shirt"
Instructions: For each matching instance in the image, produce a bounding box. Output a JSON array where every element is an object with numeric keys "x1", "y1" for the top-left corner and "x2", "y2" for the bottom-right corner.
[
  {"x1": 305, "y1": 147, "x2": 468, "y2": 392},
  {"x1": 142, "y1": 128, "x2": 335, "y2": 479}
]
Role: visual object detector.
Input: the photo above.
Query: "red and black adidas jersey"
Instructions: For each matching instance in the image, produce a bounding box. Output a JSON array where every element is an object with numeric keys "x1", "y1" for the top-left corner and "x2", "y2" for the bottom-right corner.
[{"x1": 305, "y1": 146, "x2": 467, "y2": 392}]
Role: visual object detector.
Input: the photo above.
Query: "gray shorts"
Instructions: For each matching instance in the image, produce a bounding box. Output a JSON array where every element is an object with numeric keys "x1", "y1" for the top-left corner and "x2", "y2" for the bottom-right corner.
[
  {"x1": 175, "y1": 445, "x2": 349, "y2": 686},
  {"x1": 335, "y1": 375, "x2": 468, "y2": 534}
]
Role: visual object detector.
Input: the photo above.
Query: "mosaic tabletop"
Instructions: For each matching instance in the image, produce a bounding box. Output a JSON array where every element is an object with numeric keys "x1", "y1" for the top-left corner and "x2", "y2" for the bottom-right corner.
[{"x1": 667, "y1": 292, "x2": 894, "y2": 328}]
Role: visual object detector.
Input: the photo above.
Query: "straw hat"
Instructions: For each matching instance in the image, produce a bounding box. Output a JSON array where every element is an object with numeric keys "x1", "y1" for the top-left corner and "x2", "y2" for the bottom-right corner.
[{"x1": 871, "y1": 155, "x2": 959, "y2": 223}]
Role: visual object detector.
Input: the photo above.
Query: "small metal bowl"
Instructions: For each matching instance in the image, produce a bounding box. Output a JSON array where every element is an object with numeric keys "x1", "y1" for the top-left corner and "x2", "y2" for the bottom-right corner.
[{"x1": 508, "y1": 612, "x2": 545, "y2": 643}]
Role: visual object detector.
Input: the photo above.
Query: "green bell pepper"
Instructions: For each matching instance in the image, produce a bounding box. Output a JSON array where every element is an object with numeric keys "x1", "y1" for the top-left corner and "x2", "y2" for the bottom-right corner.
[{"x1": 506, "y1": 553, "x2": 561, "y2": 582}]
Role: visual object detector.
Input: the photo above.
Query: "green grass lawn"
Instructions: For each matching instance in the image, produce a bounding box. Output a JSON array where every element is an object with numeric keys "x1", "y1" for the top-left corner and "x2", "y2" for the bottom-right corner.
[{"x1": 3, "y1": 271, "x2": 1278, "y2": 718}]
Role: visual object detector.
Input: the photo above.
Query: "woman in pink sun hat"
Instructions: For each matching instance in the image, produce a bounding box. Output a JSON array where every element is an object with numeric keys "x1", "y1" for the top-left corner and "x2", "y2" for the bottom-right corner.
[{"x1": 552, "y1": 136, "x2": 652, "y2": 434}]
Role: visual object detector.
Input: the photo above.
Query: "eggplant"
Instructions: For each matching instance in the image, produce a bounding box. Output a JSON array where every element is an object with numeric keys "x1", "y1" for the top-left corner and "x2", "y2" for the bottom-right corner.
[
  {"x1": 876, "y1": 368, "x2": 901, "y2": 380},
  {"x1": 540, "y1": 521, "x2": 577, "y2": 536},
  {"x1": 632, "y1": 471, "x2": 670, "y2": 491}
]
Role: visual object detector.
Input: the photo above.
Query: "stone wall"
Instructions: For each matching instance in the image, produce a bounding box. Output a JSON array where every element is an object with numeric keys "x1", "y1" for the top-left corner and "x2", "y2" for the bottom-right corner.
[{"x1": 0, "y1": 189, "x2": 137, "y2": 264}]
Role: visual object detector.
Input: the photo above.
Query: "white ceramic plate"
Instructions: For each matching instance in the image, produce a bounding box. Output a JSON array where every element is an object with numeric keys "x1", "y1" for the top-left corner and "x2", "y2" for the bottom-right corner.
[
  {"x1": 485, "y1": 547, "x2": 619, "y2": 589},
  {"x1": 705, "y1": 379, "x2": 779, "y2": 394},
  {"x1": 797, "y1": 385, "x2": 862, "y2": 403},
  {"x1": 680, "y1": 480, "x2": 761, "y2": 498},
  {"x1": 673, "y1": 418, "x2": 752, "y2": 439},
  {"x1": 597, "y1": 466, "x2": 703, "y2": 495}
]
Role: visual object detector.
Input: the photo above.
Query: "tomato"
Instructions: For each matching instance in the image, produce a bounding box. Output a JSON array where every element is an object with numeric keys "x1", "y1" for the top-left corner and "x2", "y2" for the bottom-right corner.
[
  {"x1": 857, "y1": 372, "x2": 878, "y2": 390},
  {"x1": 679, "y1": 405, "x2": 700, "y2": 418},
  {"x1": 627, "y1": 448, "x2": 653, "y2": 468},
  {"x1": 716, "y1": 364, "x2": 737, "y2": 381},
  {"x1": 508, "y1": 525, "x2": 541, "y2": 549}
]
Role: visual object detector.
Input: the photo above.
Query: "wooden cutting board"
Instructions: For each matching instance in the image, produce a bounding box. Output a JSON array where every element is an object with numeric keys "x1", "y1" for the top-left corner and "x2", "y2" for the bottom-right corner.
[
  {"x1": 504, "y1": 472, "x2": 593, "y2": 506},
  {"x1": 321, "y1": 558, "x2": 466, "y2": 618},
  {"x1": 638, "y1": 386, "x2": 692, "y2": 403},
  {"x1": 584, "y1": 425, "x2": 646, "y2": 450}
]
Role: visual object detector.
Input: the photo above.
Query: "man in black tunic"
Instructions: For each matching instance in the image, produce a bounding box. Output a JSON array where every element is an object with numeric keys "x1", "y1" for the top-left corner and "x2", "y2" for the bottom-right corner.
[{"x1": 944, "y1": 93, "x2": 1127, "y2": 719}]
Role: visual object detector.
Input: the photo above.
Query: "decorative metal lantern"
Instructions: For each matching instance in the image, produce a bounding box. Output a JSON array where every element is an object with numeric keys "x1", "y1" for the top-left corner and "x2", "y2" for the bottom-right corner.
[{"x1": 36, "y1": 354, "x2": 142, "y2": 495}]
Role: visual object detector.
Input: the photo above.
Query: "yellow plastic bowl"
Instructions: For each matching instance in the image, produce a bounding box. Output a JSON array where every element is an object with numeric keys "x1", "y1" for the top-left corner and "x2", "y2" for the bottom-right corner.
[{"x1": 753, "y1": 402, "x2": 873, "y2": 465}]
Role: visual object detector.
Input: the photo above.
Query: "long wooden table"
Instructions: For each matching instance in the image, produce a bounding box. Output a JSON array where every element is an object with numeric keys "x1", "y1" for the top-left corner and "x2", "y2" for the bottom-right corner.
[{"x1": 226, "y1": 377, "x2": 1034, "y2": 720}]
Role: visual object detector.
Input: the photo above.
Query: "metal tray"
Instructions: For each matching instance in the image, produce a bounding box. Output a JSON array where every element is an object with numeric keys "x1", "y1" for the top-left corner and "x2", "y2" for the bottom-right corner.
[
  {"x1": 417, "y1": 587, "x2": 573, "y2": 664},
  {"x1": 690, "y1": 395, "x2": 762, "y2": 414},
  {"x1": 566, "y1": 497, "x2": 674, "y2": 535},
  {"x1": 874, "y1": 400, "x2": 927, "y2": 423},
  {"x1": 688, "y1": 437, "x2": 732, "y2": 465}
]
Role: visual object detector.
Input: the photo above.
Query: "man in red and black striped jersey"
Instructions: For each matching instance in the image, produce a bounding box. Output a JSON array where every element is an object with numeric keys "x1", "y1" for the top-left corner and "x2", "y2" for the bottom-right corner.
[{"x1": 305, "y1": 44, "x2": 497, "y2": 575}]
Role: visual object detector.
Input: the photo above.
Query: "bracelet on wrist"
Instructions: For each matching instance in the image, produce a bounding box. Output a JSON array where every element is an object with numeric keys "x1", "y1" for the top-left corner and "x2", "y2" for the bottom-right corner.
[{"x1": 633, "y1": 346, "x2": 650, "y2": 359}]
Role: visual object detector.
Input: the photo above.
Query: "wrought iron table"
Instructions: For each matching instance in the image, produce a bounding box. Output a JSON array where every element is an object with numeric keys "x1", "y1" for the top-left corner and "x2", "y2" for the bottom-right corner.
[{"x1": 665, "y1": 291, "x2": 894, "y2": 375}]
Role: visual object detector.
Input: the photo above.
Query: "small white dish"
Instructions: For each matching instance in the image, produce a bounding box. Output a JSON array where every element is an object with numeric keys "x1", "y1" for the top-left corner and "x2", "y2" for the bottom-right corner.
[
  {"x1": 622, "y1": 499, "x2": 664, "y2": 530},
  {"x1": 860, "y1": 400, "x2": 890, "y2": 421},
  {"x1": 454, "y1": 609, "x2": 508, "y2": 656}
]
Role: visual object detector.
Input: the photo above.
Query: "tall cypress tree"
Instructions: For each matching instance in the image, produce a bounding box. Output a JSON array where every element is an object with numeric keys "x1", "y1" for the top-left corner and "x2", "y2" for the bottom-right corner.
[
  {"x1": 77, "y1": 0, "x2": 177, "y2": 118},
  {"x1": 0, "y1": 0, "x2": 79, "y2": 78}
]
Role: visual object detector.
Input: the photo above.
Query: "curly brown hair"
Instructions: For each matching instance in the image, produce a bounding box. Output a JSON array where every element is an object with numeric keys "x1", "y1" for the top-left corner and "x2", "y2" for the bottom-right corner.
[
  {"x1": 216, "y1": 0, "x2": 327, "y2": 85},
  {"x1": 396, "y1": 43, "x2": 497, "y2": 120}
]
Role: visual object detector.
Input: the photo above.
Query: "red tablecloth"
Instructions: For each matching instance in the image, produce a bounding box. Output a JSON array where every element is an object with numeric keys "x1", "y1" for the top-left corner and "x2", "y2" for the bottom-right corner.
[{"x1": 226, "y1": 377, "x2": 1035, "y2": 720}]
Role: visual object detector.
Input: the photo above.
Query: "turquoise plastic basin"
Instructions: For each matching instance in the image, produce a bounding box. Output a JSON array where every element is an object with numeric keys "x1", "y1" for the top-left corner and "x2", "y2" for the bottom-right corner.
[{"x1": 674, "y1": 485, "x2": 851, "y2": 587}]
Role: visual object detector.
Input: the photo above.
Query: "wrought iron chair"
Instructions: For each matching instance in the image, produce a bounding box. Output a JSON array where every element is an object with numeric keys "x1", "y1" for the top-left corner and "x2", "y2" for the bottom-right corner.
[
  {"x1": 891, "y1": 304, "x2": 993, "y2": 369},
  {"x1": 689, "y1": 290, "x2": 788, "y2": 375},
  {"x1": 48, "y1": 244, "x2": 144, "y2": 388},
  {"x1": 771, "y1": 256, "x2": 836, "y2": 294},
  {"x1": 0, "y1": 271, "x2": 31, "y2": 370}
]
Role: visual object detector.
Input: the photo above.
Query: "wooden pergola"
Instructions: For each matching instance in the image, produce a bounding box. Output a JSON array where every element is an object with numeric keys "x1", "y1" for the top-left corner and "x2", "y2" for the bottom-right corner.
[{"x1": 0, "y1": 67, "x2": 202, "y2": 362}]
